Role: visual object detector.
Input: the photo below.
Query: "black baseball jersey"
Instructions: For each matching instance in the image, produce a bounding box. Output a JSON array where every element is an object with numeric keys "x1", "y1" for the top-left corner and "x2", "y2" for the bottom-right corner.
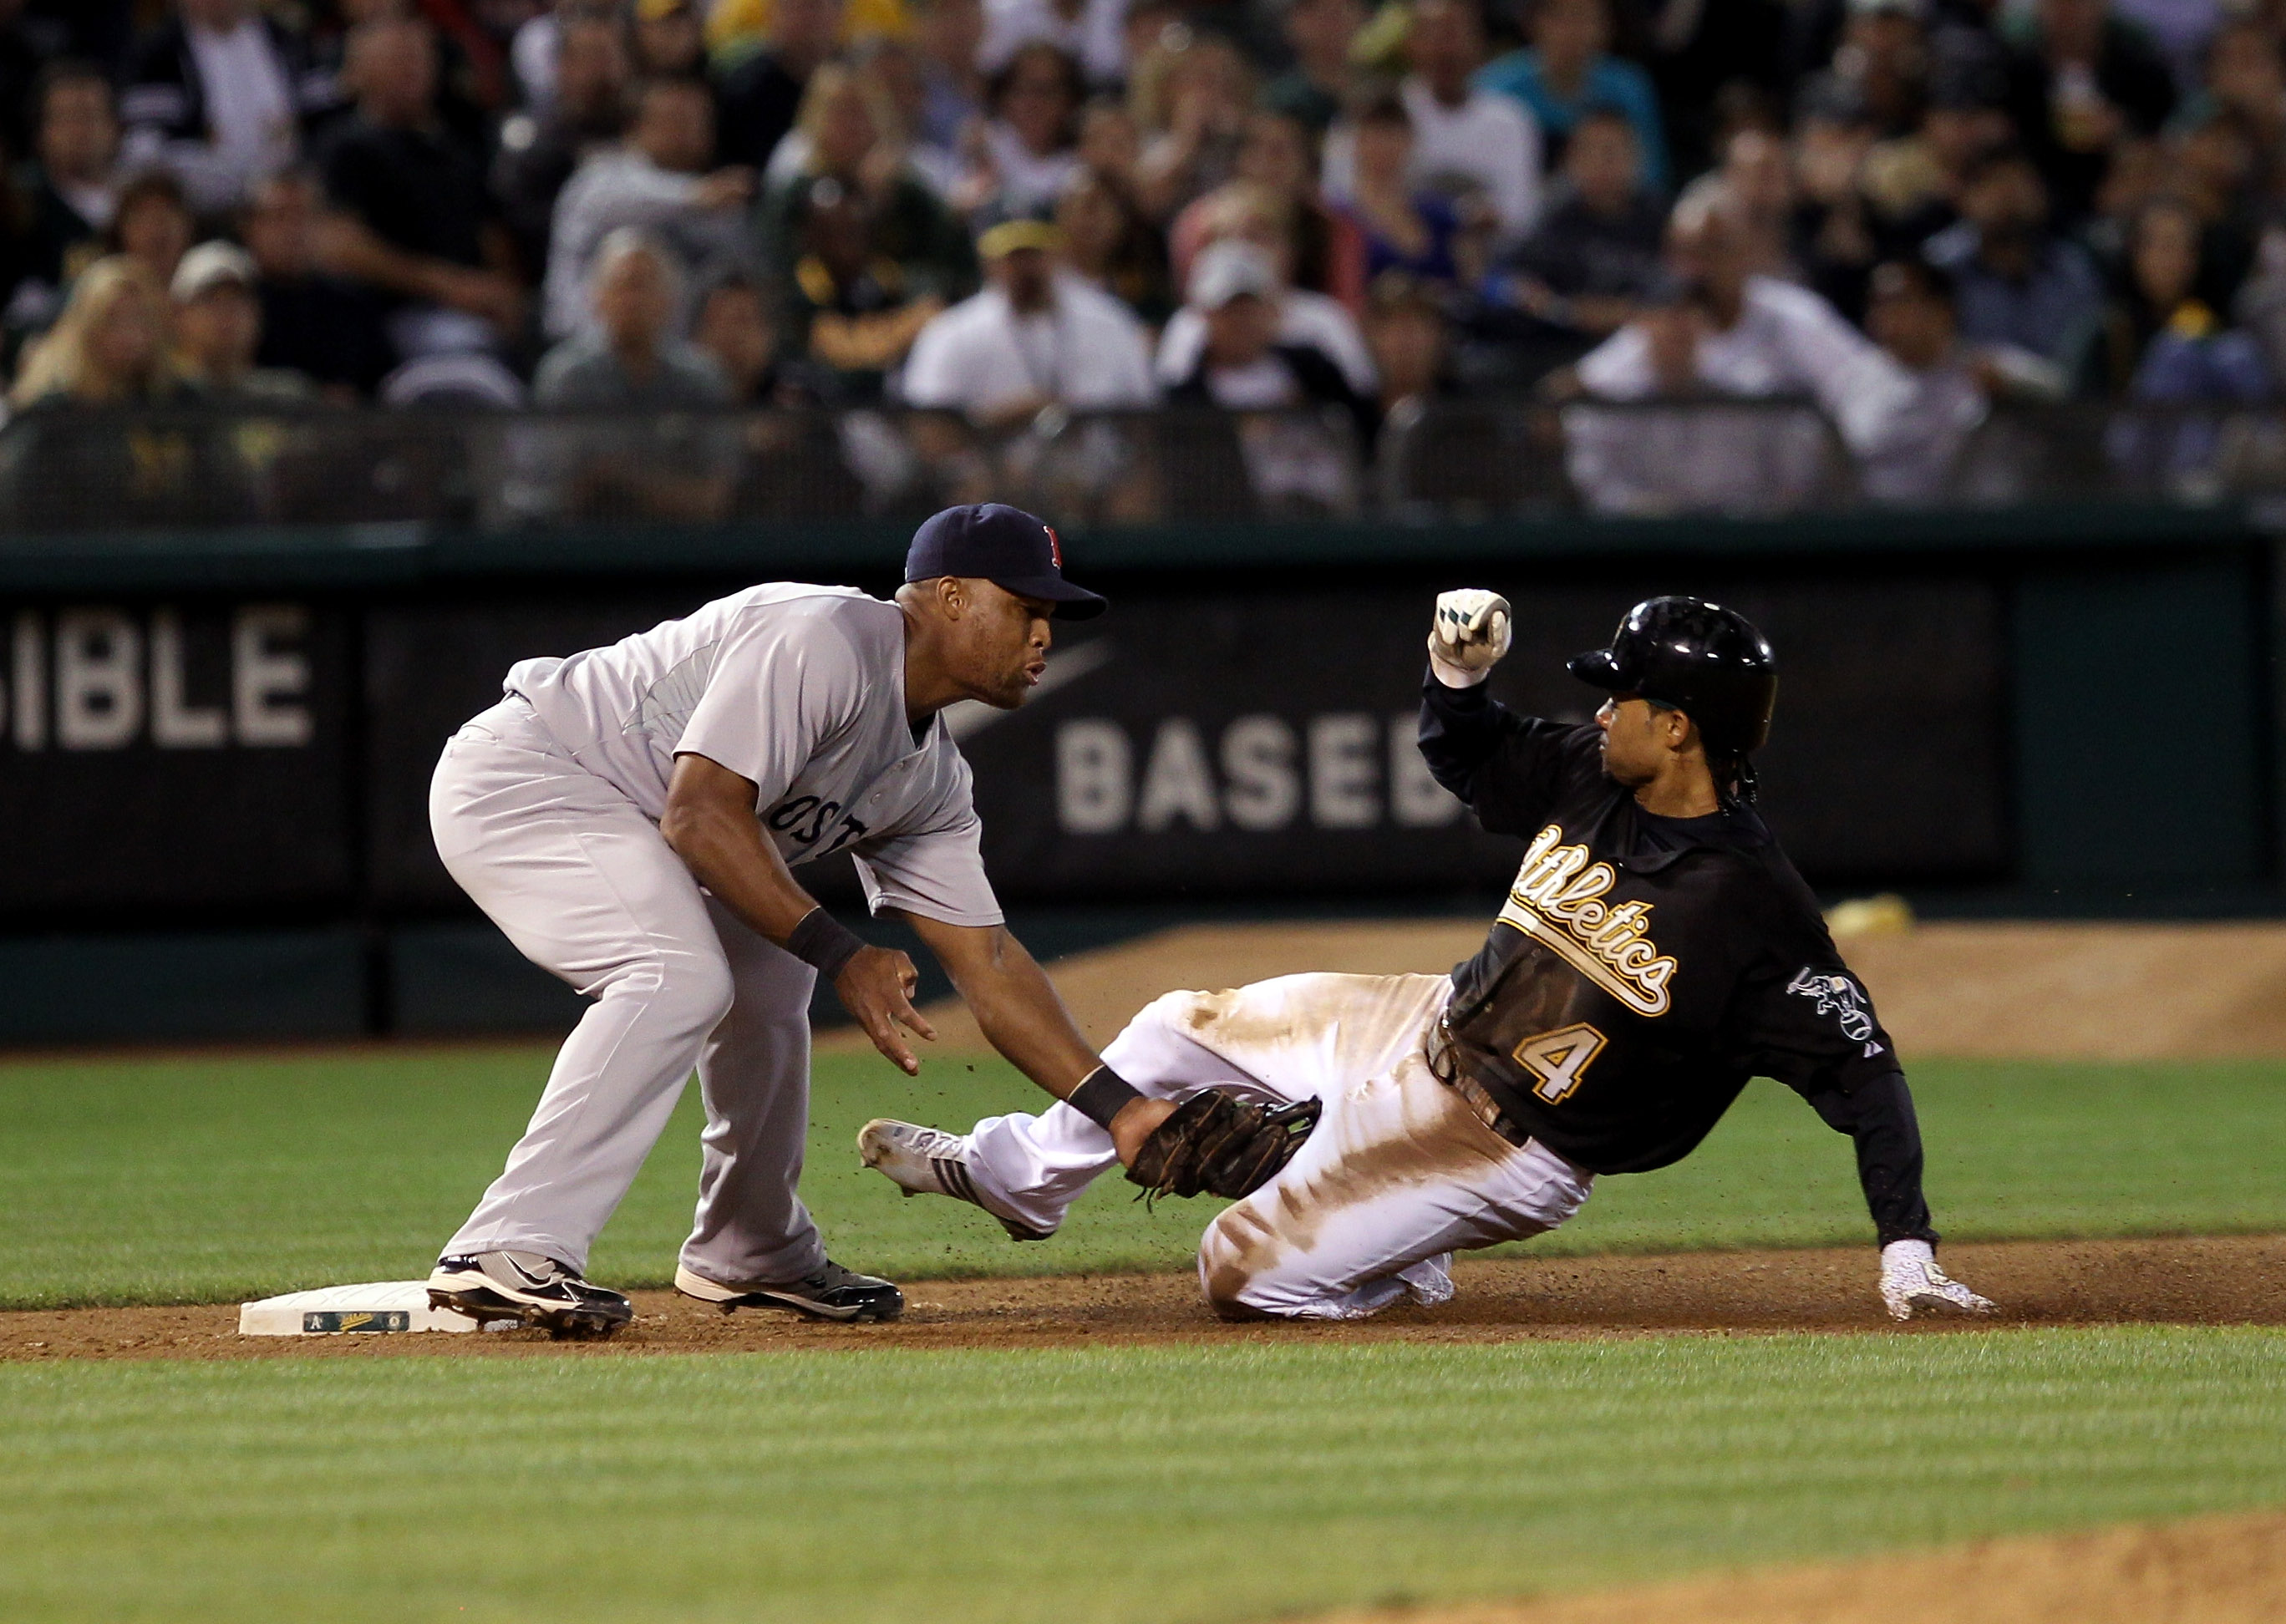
[{"x1": 1420, "y1": 672, "x2": 1937, "y2": 1246}]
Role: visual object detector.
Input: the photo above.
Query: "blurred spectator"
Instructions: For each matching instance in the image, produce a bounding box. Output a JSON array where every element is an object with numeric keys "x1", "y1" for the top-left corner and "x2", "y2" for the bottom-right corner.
[
  {"x1": 632, "y1": 0, "x2": 709, "y2": 79},
  {"x1": 980, "y1": 0, "x2": 1126, "y2": 86},
  {"x1": 1859, "y1": 47, "x2": 2014, "y2": 258},
  {"x1": 1056, "y1": 165, "x2": 1173, "y2": 319},
  {"x1": 316, "y1": 16, "x2": 523, "y2": 358},
  {"x1": 510, "y1": 0, "x2": 592, "y2": 116},
  {"x1": 1171, "y1": 109, "x2": 1362, "y2": 304},
  {"x1": 537, "y1": 227, "x2": 730, "y2": 405},
  {"x1": 1488, "y1": 104, "x2": 1666, "y2": 347},
  {"x1": 534, "y1": 228, "x2": 735, "y2": 520},
  {"x1": 1634, "y1": 0, "x2": 1789, "y2": 183},
  {"x1": 1859, "y1": 255, "x2": 1983, "y2": 500},
  {"x1": 1323, "y1": 0, "x2": 1542, "y2": 246},
  {"x1": 492, "y1": 13, "x2": 629, "y2": 281},
  {"x1": 1477, "y1": 0, "x2": 1669, "y2": 190},
  {"x1": 1262, "y1": 0, "x2": 1367, "y2": 135},
  {"x1": 851, "y1": 38, "x2": 963, "y2": 195},
  {"x1": 1923, "y1": 145, "x2": 2106, "y2": 380},
  {"x1": 1156, "y1": 180, "x2": 1377, "y2": 394},
  {"x1": 1327, "y1": 94, "x2": 1464, "y2": 287},
  {"x1": 1826, "y1": 0, "x2": 1929, "y2": 140},
  {"x1": 903, "y1": 216, "x2": 1156, "y2": 424},
  {"x1": 170, "y1": 238, "x2": 313, "y2": 401},
  {"x1": 758, "y1": 64, "x2": 974, "y2": 292},
  {"x1": 1684, "y1": 128, "x2": 1796, "y2": 282},
  {"x1": 106, "y1": 169, "x2": 196, "y2": 292},
  {"x1": 1132, "y1": 30, "x2": 1254, "y2": 221},
  {"x1": 962, "y1": 41, "x2": 1085, "y2": 216},
  {"x1": 0, "y1": 253, "x2": 267, "y2": 530},
  {"x1": 693, "y1": 270, "x2": 811, "y2": 403},
  {"x1": 912, "y1": 0, "x2": 988, "y2": 151},
  {"x1": 241, "y1": 167, "x2": 394, "y2": 398},
  {"x1": 2163, "y1": 104, "x2": 2259, "y2": 310},
  {"x1": 7, "y1": 63, "x2": 121, "y2": 336},
  {"x1": 9, "y1": 256, "x2": 190, "y2": 408},
  {"x1": 717, "y1": 0, "x2": 846, "y2": 174},
  {"x1": 1791, "y1": 75, "x2": 1882, "y2": 321},
  {"x1": 1363, "y1": 273, "x2": 1456, "y2": 414},
  {"x1": 1858, "y1": 256, "x2": 2067, "y2": 500},
  {"x1": 0, "y1": 0, "x2": 42, "y2": 157},
  {"x1": 1166, "y1": 238, "x2": 1374, "y2": 511},
  {"x1": 119, "y1": 0, "x2": 328, "y2": 216},
  {"x1": 779, "y1": 174, "x2": 949, "y2": 397},
  {"x1": 1561, "y1": 190, "x2": 1917, "y2": 508},
  {"x1": 2102, "y1": 194, "x2": 2267, "y2": 398},
  {"x1": 2003, "y1": 0, "x2": 2177, "y2": 225},
  {"x1": 2197, "y1": 22, "x2": 2286, "y2": 206},
  {"x1": 544, "y1": 76, "x2": 754, "y2": 339},
  {"x1": 706, "y1": 0, "x2": 910, "y2": 63}
]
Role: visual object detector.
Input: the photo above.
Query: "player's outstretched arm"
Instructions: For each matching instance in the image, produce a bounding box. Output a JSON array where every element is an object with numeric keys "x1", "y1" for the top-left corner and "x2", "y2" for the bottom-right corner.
[
  {"x1": 661, "y1": 752, "x2": 937, "y2": 1075},
  {"x1": 894, "y1": 912, "x2": 1176, "y2": 1165},
  {"x1": 1799, "y1": 1071, "x2": 1996, "y2": 1322}
]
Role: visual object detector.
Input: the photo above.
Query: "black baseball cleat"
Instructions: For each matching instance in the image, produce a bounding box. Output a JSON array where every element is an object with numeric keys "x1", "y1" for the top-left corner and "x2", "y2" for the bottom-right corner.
[
  {"x1": 674, "y1": 1259, "x2": 905, "y2": 1322},
  {"x1": 427, "y1": 1251, "x2": 634, "y2": 1340}
]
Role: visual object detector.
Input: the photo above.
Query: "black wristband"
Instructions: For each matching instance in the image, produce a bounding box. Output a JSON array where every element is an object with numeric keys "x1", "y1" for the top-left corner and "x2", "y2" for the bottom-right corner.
[
  {"x1": 1067, "y1": 1065, "x2": 1145, "y2": 1131},
  {"x1": 783, "y1": 906, "x2": 866, "y2": 981}
]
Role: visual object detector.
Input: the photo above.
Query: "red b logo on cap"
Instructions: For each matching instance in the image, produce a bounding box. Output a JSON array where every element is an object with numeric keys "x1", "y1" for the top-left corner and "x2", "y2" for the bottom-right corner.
[{"x1": 1045, "y1": 525, "x2": 1063, "y2": 569}]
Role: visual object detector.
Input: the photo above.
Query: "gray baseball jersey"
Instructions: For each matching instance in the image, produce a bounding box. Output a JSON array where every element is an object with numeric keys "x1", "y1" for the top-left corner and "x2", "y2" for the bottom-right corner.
[{"x1": 506, "y1": 583, "x2": 1003, "y2": 927}]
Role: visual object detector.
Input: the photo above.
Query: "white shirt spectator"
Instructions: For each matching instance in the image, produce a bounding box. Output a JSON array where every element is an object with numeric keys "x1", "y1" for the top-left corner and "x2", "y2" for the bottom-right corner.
[
  {"x1": 1566, "y1": 276, "x2": 1918, "y2": 514},
  {"x1": 122, "y1": 17, "x2": 299, "y2": 213},
  {"x1": 544, "y1": 150, "x2": 749, "y2": 338},
  {"x1": 1156, "y1": 289, "x2": 1377, "y2": 396},
  {"x1": 980, "y1": 0, "x2": 1130, "y2": 84},
  {"x1": 1323, "y1": 77, "x2": 1543, "y2": 246},
  {"x1": 976, "y1": 120, "x2": 1085, "y2": 217},
  {"x1": 902, "y1": 271, "x2": 1158, "y2": 418}
]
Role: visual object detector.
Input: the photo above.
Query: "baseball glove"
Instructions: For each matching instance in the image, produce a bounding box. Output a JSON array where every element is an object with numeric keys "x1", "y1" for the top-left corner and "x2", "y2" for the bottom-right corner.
[{"x1": 1125, "y1": 1090, "x2": 1323, "y2": 1203}]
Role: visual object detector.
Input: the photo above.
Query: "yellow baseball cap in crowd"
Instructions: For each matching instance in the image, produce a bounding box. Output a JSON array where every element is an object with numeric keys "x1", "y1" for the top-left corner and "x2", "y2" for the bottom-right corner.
[{"x1": 977, "y1": 219, "x2": 1064, "y2": 259}]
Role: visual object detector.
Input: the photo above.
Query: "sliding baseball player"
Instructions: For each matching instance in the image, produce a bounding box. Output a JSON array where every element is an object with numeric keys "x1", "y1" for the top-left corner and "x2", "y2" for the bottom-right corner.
[
  {"x1": 425, "y1": 504, "x2": 1309, "y2": 1337},
  {"x1": 862, "y1": 591, "x2": 1997, "y2": 1322}
]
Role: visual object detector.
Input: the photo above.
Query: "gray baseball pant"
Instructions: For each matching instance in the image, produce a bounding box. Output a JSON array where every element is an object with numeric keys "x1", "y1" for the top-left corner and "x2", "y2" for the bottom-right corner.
[{"x1": 428, "y1": 698, "x2": 826, "y2": 1286}]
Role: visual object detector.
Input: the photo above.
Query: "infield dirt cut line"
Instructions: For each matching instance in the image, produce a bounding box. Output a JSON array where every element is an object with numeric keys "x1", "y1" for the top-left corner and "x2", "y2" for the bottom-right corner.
[
  {"x1": 1318, "y1": 1507, "x2": 2286, "y2": 1624},
  {"x1": 3, "y1": 1235, "x2": 2282, "y2": 1363}
]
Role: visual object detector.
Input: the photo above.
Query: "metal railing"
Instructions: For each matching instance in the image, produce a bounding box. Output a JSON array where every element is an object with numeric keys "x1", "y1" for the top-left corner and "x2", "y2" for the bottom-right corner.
[{"x1": 2, "y1": 398, "x2": 2281, "y2": 535}]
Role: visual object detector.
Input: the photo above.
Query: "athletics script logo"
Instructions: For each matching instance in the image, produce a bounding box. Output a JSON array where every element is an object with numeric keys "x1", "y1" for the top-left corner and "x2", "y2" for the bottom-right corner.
[{"x1": 1494, "y1": 824, "x2": 1678, "y2": 1016}]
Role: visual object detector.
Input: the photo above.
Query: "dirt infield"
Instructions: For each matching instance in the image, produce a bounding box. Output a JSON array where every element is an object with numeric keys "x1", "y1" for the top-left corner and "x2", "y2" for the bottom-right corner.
[
  {"x1": 1327, "y1": 1509, "x2": 2286, "y2": 1624},
  {"x1": 3, "y1": 1234, "x2": 2278, "y2": 1363},
  {"x1": 817, "y1": 918, "x2": 2286, "y2": 1060}
]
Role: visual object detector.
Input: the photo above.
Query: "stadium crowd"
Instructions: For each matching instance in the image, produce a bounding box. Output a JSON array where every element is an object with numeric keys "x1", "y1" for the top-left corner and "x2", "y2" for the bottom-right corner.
[{"x1": 0, "y1": 0, "x2": 2283, "y2": 513}]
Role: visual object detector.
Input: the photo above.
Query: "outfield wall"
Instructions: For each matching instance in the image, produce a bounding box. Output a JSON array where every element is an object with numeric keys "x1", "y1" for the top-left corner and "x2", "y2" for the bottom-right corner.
[{"x1": 0, "y1": 502, "x2": 2274, "y2": 1040}]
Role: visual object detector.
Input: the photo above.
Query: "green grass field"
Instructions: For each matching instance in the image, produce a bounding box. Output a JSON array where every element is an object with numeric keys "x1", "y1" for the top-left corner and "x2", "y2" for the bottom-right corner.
[
  {"x1": 3, "y1": 1329, "x2": 2283, "y2": 1623},
  {"x1": 3, "y1": 1046, "x2": 2284, "y2": 1307}
]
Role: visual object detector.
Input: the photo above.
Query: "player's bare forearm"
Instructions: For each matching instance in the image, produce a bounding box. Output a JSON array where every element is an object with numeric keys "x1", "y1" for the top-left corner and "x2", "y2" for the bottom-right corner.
[
  {"x1": 899, "y1": 914, "x2": 1174, "y2": 1160},
  {"x1": 660, "y1": 754, "x2": 822, "y2": 938},
  {"x1": 663, "y1": 753, "x2": 935, "y2": 1072}
]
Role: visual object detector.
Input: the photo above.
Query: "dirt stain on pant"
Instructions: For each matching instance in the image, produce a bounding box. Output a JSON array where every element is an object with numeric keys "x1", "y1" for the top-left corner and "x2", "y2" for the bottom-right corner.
[{"x1": 1202, "y1": 1060, "x2": 1521, "y2": 1315}]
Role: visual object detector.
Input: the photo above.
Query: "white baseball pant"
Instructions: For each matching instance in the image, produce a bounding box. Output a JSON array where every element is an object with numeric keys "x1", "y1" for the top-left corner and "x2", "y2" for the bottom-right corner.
[
  {"x1": 429, "y1": 698, "x2": 826, "y2": 1285},
  {"x1": 961, "y1": 972, "x2": 1596, "y2": 1318}
]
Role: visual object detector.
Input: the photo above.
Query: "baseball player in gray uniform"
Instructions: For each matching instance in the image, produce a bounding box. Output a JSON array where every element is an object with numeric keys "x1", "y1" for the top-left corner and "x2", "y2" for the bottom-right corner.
[{"x1": 424, "y1": 504, "x2": 1193, "y2": 1337}]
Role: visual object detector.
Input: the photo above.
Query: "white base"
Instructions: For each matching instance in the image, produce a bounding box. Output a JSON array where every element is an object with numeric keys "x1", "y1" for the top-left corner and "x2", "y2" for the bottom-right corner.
[{"x1": 237, "y1": 1281, "x2": 518, "y2": 1336}]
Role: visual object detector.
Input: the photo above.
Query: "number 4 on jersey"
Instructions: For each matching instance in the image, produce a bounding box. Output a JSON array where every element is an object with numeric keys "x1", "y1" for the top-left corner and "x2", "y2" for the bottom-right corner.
[{"x1": 1511, "y1": 1023, "x2": 1607, "y2": 1103}]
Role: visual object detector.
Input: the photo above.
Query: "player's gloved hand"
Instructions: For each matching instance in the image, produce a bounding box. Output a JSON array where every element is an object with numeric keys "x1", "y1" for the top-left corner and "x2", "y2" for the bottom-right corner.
[
  {"x1": 1878, "y1": 1239, "x2": 1996, "y2": 1322},
  {"x1": 835, "y1": 945, "x2": 937, "y2": 1077},
  {"x1": 1428, "y1": 589, "x2": 1511, "y2": 688}
]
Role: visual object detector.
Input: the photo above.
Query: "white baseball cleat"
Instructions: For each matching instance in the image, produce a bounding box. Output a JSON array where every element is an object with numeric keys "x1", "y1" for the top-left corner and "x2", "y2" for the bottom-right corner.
[
  {"x1": 858, "y1": 1118, "x2": 1052, "y2": 1241},
  {"x1": 1879, "y1": 1239, "x2": 1998, "y2": 1322}
]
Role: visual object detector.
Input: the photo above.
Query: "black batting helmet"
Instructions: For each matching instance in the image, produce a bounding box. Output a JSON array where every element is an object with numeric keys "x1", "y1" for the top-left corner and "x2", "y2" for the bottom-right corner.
[{"x1": 1567, "y1": 596, "x2": 1778, "y2": 756}]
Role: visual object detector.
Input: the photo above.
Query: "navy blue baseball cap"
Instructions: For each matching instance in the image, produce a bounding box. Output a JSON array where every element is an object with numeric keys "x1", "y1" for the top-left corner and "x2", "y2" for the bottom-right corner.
[{"x1": 904, "y1": 503, "x2": 1107, "y2": 620}]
